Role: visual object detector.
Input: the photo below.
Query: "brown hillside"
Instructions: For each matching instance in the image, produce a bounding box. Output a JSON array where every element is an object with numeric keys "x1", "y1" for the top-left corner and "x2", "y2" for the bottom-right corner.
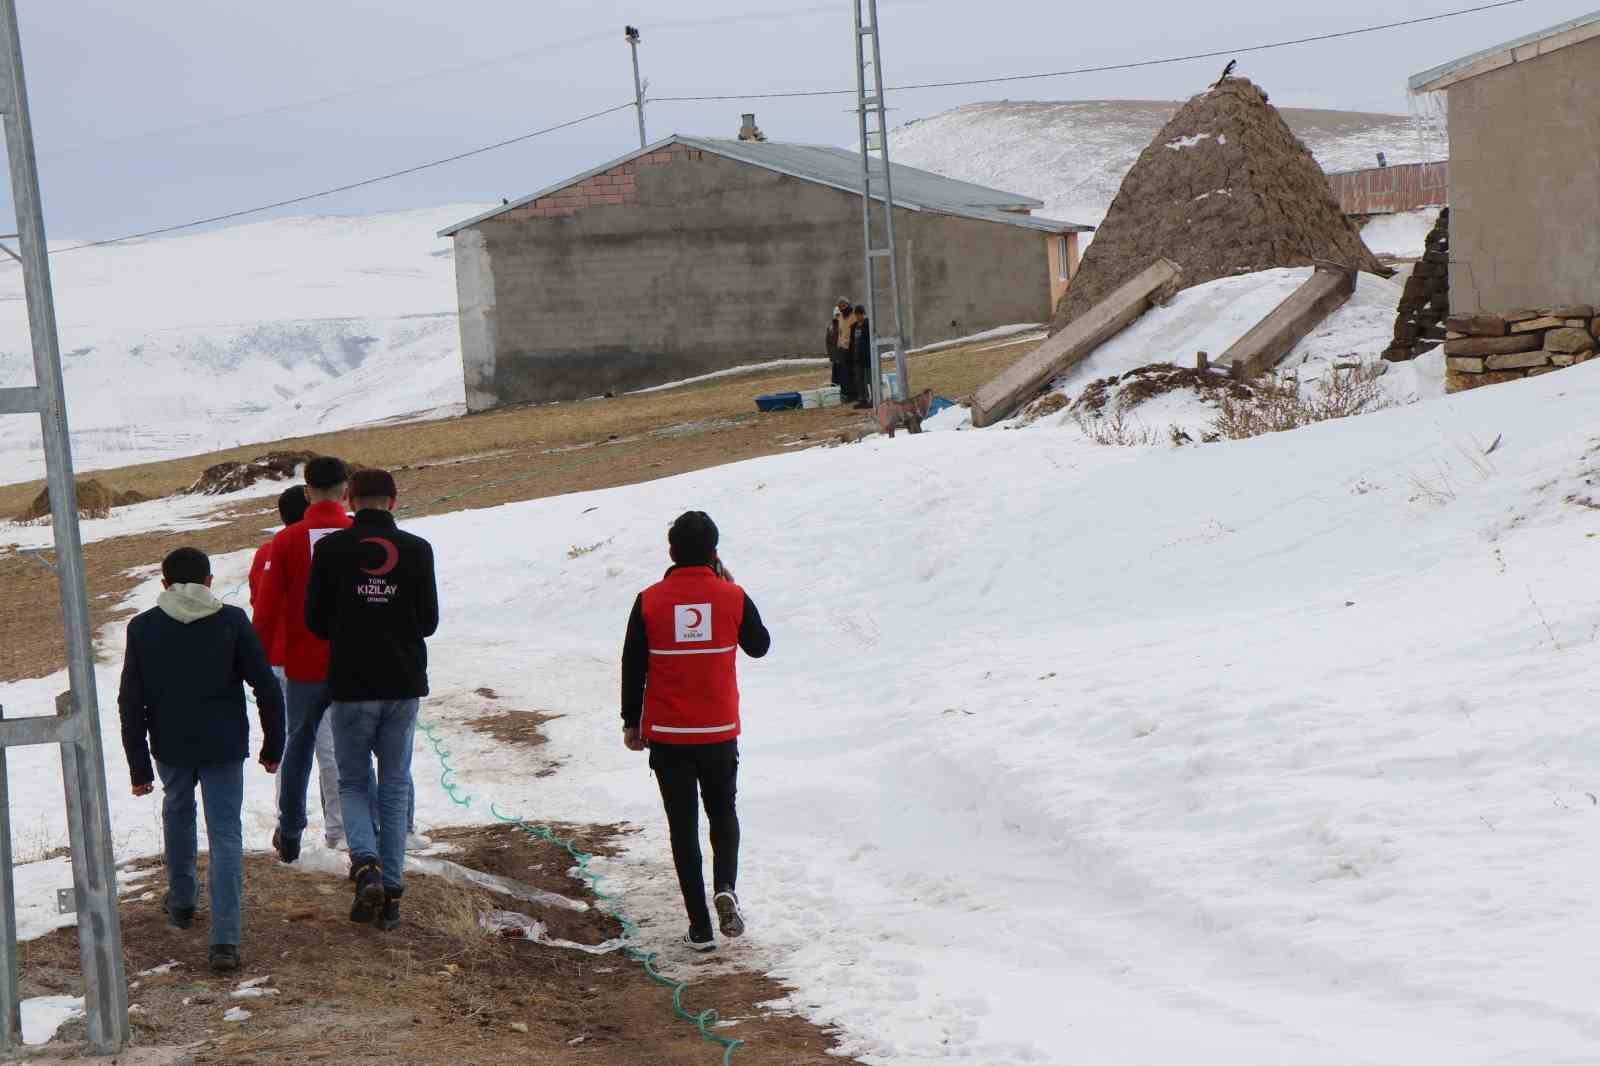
[{"x1": 1051, "y1": 78, "x2": 1385, "y2": 332}]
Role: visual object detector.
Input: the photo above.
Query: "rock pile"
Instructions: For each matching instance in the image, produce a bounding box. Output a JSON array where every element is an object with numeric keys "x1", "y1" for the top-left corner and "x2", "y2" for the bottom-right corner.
[
  {"x1": 14, "y1": 479, "x2": 147, "y2": 523},
  {"x1": 1050, "y1": 77, "x2": 1385, "y2": 332},
  {"x1": 184, "y1": 450, "x2": 321, "y2": 496},
  {"x1": 1444, "y1": 307, "x2": 1597, "y2": 392},
  {"x1": 1382, "y1": 208, "x2": 1450, "y2": 362}
]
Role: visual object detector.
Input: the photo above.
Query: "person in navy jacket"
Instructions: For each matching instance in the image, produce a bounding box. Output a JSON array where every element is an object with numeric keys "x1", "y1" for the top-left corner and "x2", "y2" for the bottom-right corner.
[{"x1": 621, "y1": 511, "x2": 770, "y2": 951}]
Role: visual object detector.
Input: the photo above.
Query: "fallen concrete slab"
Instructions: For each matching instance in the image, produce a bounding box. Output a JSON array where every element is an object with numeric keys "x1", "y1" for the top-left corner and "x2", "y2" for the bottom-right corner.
[
  {"x1": 1215, "y1": 264, "x2": 1357, "y2": 378},
  {"x1": 971, "y1": 259, "x2": 1182, "y2": 428}
]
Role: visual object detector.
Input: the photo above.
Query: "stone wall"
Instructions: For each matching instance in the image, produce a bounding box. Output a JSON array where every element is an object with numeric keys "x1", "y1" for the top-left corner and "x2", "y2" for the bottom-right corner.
[
  {"x1": 456, "y1": 150, "x2": 1056, "y2": 409},
  {"x1": 1383, "y1": 207, "x2": 1449, "y2": 362},
  {"x1": 1443, "y1": 306, "x2": 1597, "y2": 392}
]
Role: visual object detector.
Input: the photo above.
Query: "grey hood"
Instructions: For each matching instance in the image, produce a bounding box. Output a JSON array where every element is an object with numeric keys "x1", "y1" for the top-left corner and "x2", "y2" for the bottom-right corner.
[{"x1": 156, "y1": 582, "x2": 224, "y2": 624}]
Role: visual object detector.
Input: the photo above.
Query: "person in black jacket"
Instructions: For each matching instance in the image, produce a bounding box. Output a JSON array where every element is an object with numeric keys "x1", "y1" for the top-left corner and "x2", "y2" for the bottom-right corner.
[
  {"x1": 305, "y1": 468, "x2": 439, "y2": 931},
  {"x1": 118, "y1": 547, "x2": 285, "y2": 974},
  {"x1": 849, "y1": 305, "x2": 874, "y2": 409}
]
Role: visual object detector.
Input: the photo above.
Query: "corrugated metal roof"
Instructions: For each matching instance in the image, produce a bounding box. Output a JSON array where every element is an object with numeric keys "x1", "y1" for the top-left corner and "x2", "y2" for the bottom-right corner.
[
  {"x1": 439, "y1": 135, "x2": 1092, "y2": 236},
  {"x1": 680, "y1": 136, "x2": 1040, "y2": 210},
  {"x1": 1410, "y1": 9, "x2": 1600, "y2": 93}
]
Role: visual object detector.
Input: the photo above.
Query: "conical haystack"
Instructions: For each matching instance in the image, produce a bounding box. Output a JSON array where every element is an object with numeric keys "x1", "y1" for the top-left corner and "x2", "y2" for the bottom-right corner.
[{"x1": 1051, "y1": 78, "x2": 1384, "y2": 331}]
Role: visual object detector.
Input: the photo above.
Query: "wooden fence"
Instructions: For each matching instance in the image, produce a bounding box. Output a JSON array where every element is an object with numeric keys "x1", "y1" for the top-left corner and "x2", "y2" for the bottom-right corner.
[{"x1": 1326, "y1": 161, "x2": 1449, "y2": 215}]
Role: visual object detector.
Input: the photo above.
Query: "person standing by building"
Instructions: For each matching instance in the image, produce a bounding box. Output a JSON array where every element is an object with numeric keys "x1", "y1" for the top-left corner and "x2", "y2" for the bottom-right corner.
[
  {"x1": 118, "y1": 547, "x2": 285, "y2": 973},
  {"x1": 826, "y1": 298, "x2": 854, "y2": 400},
  {"x1": 849, "y1": 304, "x2": 874, "y2": 409},
  {"x1": 620, "y1": 511, "x2": 771, "y2": 951},
  {"x1": 305, "y1": 468, "x2": 439, "y2": 930},
  {"x1": 253, "y1": 456, "x2": 353, "y2": 864},
  {"x1": 249, "y1": 484, "x2": 346, "y2": 850}
]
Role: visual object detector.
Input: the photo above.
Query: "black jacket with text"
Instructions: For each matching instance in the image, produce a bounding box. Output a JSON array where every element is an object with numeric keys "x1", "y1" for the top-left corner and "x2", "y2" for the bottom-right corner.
[{"x1": 305, "y1": 509, "x2": 440, "y2": 701}]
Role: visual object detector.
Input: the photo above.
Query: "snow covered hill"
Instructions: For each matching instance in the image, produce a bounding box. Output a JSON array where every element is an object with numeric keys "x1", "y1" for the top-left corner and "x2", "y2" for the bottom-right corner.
[
  {"x1": 7, "y1": 356, "x2": 1600, "y2": 1061},
  {"x1": 0, "y1": 202, "x2": 491, "y2": 486},
  {"x1": 891, "y1": 100, "x2": 1445, "y2": 227}
]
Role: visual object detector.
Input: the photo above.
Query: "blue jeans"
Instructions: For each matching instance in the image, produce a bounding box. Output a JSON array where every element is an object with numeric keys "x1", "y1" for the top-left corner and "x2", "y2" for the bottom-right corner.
[
  {"x1": 156, "y1": 760, "x2": 244, "y2": 947},
  {"x1": 330, "y1": 699, "x2": 419, "y2": 892}
]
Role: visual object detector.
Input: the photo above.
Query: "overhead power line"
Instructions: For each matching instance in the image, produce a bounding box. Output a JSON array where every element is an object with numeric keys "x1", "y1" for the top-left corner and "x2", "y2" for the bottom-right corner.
[
  {"x1": 651, "y1": 0, "x2": 1537, "y2": 102},
  {"x1": 42, "y1": 2, "x2": 849, "y2": 160},
  {"x1": 35, "y1": 0, "x2": 1532, "y2": 256},
  {"x1": 53, "y1": 102, "x2": 635, "y2": 254}
]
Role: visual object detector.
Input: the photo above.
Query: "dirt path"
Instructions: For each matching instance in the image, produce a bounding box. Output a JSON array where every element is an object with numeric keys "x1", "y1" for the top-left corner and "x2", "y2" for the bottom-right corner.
[{"x1": 22, "y1": 826, "x2": 856, "y2": 1064}]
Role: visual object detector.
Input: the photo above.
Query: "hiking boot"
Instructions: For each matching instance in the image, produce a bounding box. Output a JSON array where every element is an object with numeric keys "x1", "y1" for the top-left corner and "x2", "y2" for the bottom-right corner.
[
  {"x1": 683, "y1": 927, "x2": 716, "y2": 953},
  {"x1": 271, "y1": 828, "x2": 301, "y2": 865},
  {"x1": 208, "y1": 944, "x2": 240, "y2": 973},
  {"x1": 162, "y1": 892, "x2": 195, "y2": 930},
  {"x1": 713, "y1": 891, "x2": 745, "y2": 939},
  {"x1": 376, "y1": 888, "x2": 402, "y2": 932},
  {"x1": 349, "y1": 861, "x2": 384, "y2": 924}
]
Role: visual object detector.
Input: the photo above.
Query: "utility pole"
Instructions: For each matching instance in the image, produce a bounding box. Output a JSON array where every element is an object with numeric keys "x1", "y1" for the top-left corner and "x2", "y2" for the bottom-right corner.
[
  {"x1": 853, "y1": 0, "x2": 909, "y2": 405},
  {"x1": 625, "y1": 25, "x2": 647, "y2": 149},
  {"x1": 0, "y1": 0, "x2": 129, "y2": 1053}
]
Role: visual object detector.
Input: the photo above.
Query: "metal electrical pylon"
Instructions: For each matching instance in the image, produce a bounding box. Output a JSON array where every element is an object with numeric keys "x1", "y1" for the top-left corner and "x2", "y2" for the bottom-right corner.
[
  {"x1": 853, "y1": 0, "x2": 909, "y2": 405},
  {"x1": 0, "y1": 0, "x2": 130, "y2": 1053}
]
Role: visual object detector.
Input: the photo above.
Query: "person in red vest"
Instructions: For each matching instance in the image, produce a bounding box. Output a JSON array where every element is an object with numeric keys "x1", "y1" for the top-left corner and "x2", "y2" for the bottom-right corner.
[
  {"x1": 621, "y1": 511, "x2": 771, "y2": 951},
  {"x1": 253, "y1": 456, "x2": 354, "y2": 864}
]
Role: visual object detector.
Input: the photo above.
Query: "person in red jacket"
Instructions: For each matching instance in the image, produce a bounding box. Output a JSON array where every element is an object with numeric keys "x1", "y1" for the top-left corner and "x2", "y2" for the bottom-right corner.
[
  {"x1": 253, "y1": 456, "x2": 354, "y2": 864},
  {"x1": 621, "y1": 511, "x2": 770, "y2": 952},
  {"x1": 247, "y1": 486, "x2": 308, "y2": 608},
  {"x1": 249, "y1": 484, "x2": 349, "y2": 849}
]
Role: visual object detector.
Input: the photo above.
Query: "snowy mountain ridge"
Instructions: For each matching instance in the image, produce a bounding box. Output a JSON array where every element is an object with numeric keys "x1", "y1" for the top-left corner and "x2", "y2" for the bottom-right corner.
[{"x1": 0, "y1": 202, "x2": 490, "y2": 486}]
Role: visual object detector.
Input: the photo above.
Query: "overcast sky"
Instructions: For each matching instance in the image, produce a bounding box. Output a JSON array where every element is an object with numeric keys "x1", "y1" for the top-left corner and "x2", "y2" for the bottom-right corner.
[{"x1": 5, "y1": 0, "x2": 1590, "y2": 239}]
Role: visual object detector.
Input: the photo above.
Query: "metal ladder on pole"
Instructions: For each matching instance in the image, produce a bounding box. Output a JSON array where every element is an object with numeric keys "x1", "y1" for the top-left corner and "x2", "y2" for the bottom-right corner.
[
  {"x1": 853, "y1": 0, "x2": 909, "y2": 406},
  {"x1": 0, "y1": 0, "x2": 131, "y2": 1053}
]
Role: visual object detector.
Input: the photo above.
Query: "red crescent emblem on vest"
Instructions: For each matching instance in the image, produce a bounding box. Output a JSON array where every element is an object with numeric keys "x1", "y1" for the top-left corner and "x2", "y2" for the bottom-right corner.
[
  {"x1": 361, "y1": 537, "x2": 399, "y2": 577},
  {"x1": 684, "y1": 607, "x2": 704, "y2": 629}
]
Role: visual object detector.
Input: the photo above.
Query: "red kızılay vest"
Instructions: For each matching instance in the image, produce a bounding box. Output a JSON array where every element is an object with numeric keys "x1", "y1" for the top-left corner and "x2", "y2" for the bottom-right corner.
[{"x1": 640, "y1": 567, "x2": 748, "y2": 744}]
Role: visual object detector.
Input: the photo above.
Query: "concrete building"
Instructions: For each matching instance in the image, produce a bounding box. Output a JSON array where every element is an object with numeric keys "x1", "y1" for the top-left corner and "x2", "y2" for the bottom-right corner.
[
  {"x1": 440, "y1": 133, "x2": 1090, "y2": 411},
  {"x1": 1411, "y1": 11, "x2": 1600, "y2": 313}
]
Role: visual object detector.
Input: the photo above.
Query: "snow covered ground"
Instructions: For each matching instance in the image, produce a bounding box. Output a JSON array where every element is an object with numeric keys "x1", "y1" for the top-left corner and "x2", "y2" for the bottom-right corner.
[
  {"x1": 1359, "y1": 208, "x2": 1442, "y2": 258},
  {"x1": 7, "y1": 352, "x2": 1600, "y2": 1061},
  {"x1": 891, "y1": 100, "x2": 1444, "y2": 231},
  {"x1": 0, "y1": 203, "x2": 490, "y2": 487}
]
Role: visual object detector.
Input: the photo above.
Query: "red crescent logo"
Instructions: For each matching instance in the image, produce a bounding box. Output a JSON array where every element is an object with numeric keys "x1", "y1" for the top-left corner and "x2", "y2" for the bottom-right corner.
[
  {"x1": 685, "y1": 607, "x2": 704, "y2": 628},
  {"x1": 360, "y1": 537, "x2": 400, "y2": 577}
]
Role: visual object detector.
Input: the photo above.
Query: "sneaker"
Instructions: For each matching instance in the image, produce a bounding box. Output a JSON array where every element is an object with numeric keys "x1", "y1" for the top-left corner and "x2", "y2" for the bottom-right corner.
[
  {"x1": 162, "y1": 892, "x2": 195, "y2": 931},
  {"x1": 349, "y1": 861, "x2": 384, "y2": 924},
  {"x1": 376, "y1": 889, "x2": 402, "y2": 932},
  {"x1": 683, "y1": 928, "x2": 716, "y2": 953},
  {"x1": 208, "y1": 944, "x2": 240, "y2": 973},
  {"x1": 713, "y1": 891, "x2": 745, "y2": 939},
  {"x1": 404, "y1": 832, "x2": 432, "y2": 853},
  {"x1": 271, "y1": 828, "x2": 301, "y2": 865}
]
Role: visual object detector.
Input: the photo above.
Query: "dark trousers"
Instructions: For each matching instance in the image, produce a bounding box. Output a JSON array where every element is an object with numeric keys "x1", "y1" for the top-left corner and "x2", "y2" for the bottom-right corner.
[
  {"x1": 853, "y1": 356, "x2": 873, "y2": 405},
  {"x1": 831, "y1": 358, "x2": 853, "y2": 399},
  {"x1": 649, "y1": 740, "x2": 739, "y2": 934}
]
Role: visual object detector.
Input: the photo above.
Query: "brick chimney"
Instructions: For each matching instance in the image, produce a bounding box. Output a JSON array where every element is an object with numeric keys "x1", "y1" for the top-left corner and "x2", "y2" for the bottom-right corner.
[{"x1": 737, "y1": 113, "x2": 766, "y2": 142}]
